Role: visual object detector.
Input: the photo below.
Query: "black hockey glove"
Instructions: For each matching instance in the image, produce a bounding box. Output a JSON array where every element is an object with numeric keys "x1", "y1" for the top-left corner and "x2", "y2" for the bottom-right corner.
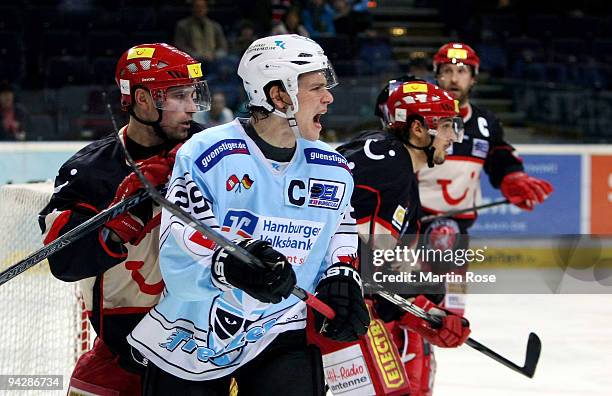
[
  {"x1": 314, "y1": 264, "x2": 370, "y2": 342},
  {"x1": 212, "y1": 239, "x2": 296, "y2": 304}
]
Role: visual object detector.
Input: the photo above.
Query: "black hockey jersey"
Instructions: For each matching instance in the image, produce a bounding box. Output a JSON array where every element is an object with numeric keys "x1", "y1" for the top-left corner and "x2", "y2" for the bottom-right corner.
[
  {"x1": 38, "y1": 123, "x2": 202, "y2": 371},
  {"x1": 337, "y1": 130, "x2": 421, "y2": 242},
  {"x1": 417, "y1": 103, "x2": 523, "y2": 223}
]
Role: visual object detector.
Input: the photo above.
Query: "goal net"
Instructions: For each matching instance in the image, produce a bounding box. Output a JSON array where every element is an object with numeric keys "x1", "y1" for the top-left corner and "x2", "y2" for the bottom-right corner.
[{"x1": 0, "y1": 183, "x2": 92, "y2": 393}]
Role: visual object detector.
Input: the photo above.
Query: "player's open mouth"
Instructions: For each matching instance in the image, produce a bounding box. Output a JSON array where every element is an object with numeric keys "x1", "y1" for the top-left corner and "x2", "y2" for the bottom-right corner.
[{"x1": 313, "y1": 113, "x2": 325, "y2": 128}]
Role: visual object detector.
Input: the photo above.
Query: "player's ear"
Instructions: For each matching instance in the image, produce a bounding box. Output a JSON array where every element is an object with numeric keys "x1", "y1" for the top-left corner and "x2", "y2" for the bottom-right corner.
[
  {"x1": 409, "y1": 119, "x2": 425, "y2": 138},
  {"x1": 133, "y1": 87, "x2": 154, "y2": 110},
  {"x1": 268, "y1": 84, "x2": 292, "y2": 112},
  {"x1": 470, "y1": 67, "x2": 477, "y2": 87}
]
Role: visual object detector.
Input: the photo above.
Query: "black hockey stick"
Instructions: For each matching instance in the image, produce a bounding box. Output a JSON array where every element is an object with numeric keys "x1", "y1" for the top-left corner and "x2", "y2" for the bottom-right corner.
[
  {"x1": 365, "y1": 282, "x2": 541, "y2": 378},
  {"x1": 420, "y1": 199, "x2": 510, "y2": 223},
  {"x1": 104, "y1": 95, "x2": 336, "y2": 320},
  {"x1": 0, "y1": 189, "x2": 150, "y2": 287}
]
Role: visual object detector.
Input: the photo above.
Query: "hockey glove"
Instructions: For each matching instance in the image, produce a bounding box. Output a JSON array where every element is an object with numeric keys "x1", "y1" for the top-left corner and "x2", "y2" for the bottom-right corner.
[
  {"x1": 314, "y1": 264, "x2": 370, "y2": 342},
  {"x1": 211, "y1": 239, "x2": 296, "y2": 304},
  {"x1": 500, "y1": 171, "x2": 553, "y2": 211},
  {"x1": 399, "y1": 295, "x2": 470, "y2": 348},
  {"x1": 104, "y1": 155, "x2": 172, "y2": 245}
]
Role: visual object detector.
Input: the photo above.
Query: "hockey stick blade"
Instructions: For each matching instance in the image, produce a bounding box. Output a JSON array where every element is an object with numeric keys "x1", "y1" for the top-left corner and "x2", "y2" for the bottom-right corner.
[
  {"x1": 420, "y1": 199, "x2": 510, "y2": 223},
  {"x1": 0, "y1": 189, "x2": 150, "y2": 287},
  {"x1": 365, "y1": 283, "x2": 541, "y2": 378},
  {"x1": 103, "y1": 96, "x2": 336, "y2": 320},
  {"x1": 465, "y1": 332, "x2": 541, "y2": 378}
]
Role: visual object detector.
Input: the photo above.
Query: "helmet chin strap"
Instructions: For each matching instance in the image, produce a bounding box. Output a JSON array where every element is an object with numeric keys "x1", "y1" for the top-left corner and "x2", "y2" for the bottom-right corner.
[
  {"x1": 285, "y1": 106, "x2": 302, "y2": 140},
  {"x1": 129, "y1": 107, "x2": 169, "y2": 141},
  {"x1": 272, "y1": 105, "x2": 302, "y2": 140},
  {"x1": 405, "y1": 134, "x2": 436, "y2": 168}
]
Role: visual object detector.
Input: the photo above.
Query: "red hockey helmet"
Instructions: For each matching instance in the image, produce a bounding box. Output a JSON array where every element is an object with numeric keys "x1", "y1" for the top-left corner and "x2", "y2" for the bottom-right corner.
[
  {"x1": 386, "y1": 80, "x2": 464, "y2": 143},
  {"x1": 433, "y1": 42, "x2": 480, "y2": 75},
  {"x1": 115, "y1": 43, "x2": 210, "y2": 112}
]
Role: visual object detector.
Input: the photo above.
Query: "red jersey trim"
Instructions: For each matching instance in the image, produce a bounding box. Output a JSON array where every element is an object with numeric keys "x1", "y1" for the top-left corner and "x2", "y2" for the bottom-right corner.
[
  {"x1": 43, "y1": 210, "x2": 72, "y2": 245},
  {"x1": 98, "y1": 229, "x2": 128, "y2": 259},
  {"x1": 445, "y1": 156, "x2": 486, "y2": 164},
  {"x1": 75, "y1": 202, "x2": 99, "y2": 213},
  {"x1": 141, "y1": 213, "x2": 161, "y2": 236},
  {"x1": 355, "y1": 184, "x2": 401, "y2": 238},
  {"x1": 101, "y1": 307, "x2": 155, "y2": 315}
]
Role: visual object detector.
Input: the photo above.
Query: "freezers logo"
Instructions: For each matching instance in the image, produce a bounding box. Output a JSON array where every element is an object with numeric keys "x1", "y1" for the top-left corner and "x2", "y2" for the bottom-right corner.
[{"x1": 220, "y1": 209, "x2": 324, "y2": 265}]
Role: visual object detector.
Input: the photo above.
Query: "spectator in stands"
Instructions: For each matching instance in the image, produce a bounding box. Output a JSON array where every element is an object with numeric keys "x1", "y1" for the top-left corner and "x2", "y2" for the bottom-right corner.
[
  {"x1": 302, "y1": 0, "x2": 336, "y2": 37},
  {"x1": 0, "y1": 82, "x2": 27, "y2": 141},
  {"x1": 230, "y1": 20, "x2": 258, "y2": 57},
  {"x1": 174, "y1": 0, "x2": 228, "y2": 62},
  {"x1": 407, "y1": 52, "x2": 433, "y2": 81},
  {"x1": 332, "y1": 0, "x2": 371, "y2": 37},
  {"x1": 271, "y1": 0, "x2": 294, "y2": 25},
  {"x1": 194, "y1": 92, "x2": 234, "y2": 128},
  {"x1": 271, "y1": 6, "x2": 310, "y2": 37}
]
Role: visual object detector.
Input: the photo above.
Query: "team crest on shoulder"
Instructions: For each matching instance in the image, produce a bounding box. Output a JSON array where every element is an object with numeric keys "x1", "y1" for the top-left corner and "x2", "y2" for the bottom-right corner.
[{"x1": 471, "y1": 138, "x2": 489, "y2": 158}]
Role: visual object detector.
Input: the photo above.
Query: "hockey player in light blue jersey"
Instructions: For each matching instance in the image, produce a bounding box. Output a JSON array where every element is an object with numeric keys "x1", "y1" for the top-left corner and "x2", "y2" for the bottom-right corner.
[{"x1": 128, "y1": 34, "x2": 369, "y2": 395}]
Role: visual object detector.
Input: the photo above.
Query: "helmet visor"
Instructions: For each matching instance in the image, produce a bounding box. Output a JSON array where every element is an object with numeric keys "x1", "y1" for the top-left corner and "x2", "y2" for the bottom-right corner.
[
  {"x1": 309, "y1": 63, "x2": 339, "y2": 90},
  {"x1": 426, "y1": 116, "x2": 464, "y2": 143},
  {"x1": 152, "y1": 81, "x2": 211, "y2": 112}
]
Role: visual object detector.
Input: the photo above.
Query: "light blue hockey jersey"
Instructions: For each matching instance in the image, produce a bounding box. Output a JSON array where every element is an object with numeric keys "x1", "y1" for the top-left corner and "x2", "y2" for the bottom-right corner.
[{"x1": 128, "y1": 119, "x2": 357, "y2": 380}]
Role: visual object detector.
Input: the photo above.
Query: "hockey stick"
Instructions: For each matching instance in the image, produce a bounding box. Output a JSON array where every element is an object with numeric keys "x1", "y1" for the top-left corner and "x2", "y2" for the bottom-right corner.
[
  {"x1": 0, "y1": 189, "x2": 150, "y2": 287},
  {"x1": 103, "y1": 96, "x2": 335, "y2": 320},
  {"x1": 420, "y1": 199, "x2": 510, "y2": 223},
  {"x1": 365, "y1": 282, "x2": 541, "y2": 378}
]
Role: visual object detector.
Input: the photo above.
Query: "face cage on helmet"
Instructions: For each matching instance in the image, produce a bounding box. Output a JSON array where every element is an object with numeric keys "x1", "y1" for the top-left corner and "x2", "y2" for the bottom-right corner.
[
  {"x1": 150, "y1": 81, "x2": 211, "y2": 112},
  {"x1": 423, "y1": 116, "x2": 464, "y2": 143}
]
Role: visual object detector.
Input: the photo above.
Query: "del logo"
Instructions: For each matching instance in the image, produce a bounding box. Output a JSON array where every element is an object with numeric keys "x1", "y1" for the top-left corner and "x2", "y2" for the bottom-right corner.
[
  {"x1": 226, "y1": 174, "x2": 254, "y2": 192},
  {"x1": 287, "y1": 178, "x2": 345, "y2": 210},
  {"x1": 195, "y1": 139, "x2": 250, "y2": 173},
  {"x1": 221, "y1": 210, "x2": 259, "y2": 238}
]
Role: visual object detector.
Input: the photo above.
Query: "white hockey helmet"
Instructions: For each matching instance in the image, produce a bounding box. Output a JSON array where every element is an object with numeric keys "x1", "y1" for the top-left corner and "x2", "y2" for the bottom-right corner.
[{"x1": 237, "y1": 34, "x2": 338, "y2": 117}]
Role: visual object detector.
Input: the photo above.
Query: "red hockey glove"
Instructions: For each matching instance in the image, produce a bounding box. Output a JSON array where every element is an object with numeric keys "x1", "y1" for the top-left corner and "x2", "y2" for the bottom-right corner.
[
  {"x1": 399, "y1": 295, "x2": 470, "y2": 348},
  {"x1": 110, "y1": 155, "x2": 172, "y2": 205},
  {"x1": 104, "y1": 155, "x2": 172, "y2": 245},
  {"x1": 500, "y1": 171, "x2": 553, "y2": 211}
]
